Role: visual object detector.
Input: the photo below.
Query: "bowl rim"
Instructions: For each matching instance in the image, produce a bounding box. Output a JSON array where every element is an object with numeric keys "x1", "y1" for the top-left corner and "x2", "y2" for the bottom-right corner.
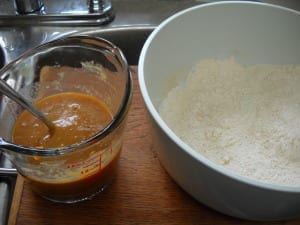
[{"x1": 138, "y1": 1, "x2": 300, "y2": 193}]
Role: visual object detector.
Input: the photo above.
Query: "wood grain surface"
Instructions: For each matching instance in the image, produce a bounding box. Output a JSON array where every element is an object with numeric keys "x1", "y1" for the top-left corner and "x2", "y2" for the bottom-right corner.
[{"x1": 8, "y1": 67, "x2": 300, "y2": 225}]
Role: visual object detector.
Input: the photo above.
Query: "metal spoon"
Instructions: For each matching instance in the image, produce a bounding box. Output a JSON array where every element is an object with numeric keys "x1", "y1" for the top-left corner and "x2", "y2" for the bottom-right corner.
[{"x1": 0, "y1": 78, "x2": 55, "y2": 133}]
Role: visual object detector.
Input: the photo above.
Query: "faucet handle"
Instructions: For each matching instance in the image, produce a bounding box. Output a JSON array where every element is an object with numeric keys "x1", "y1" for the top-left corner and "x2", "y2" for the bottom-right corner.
[
  {"x1": 14, "y1": 0, "x2": 44, "y2": 15},
  {"x1": 89, "y1": 0, "x2": 112, "y2": 14}
]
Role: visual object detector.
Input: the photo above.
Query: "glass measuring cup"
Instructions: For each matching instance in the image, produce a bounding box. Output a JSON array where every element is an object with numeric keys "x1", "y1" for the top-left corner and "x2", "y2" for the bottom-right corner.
[{"x1": 0, "y1": 36, "x2": 132, "y2": 203}]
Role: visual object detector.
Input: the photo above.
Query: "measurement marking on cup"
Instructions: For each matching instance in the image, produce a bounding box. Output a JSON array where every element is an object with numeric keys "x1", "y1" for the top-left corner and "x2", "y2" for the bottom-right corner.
[{"x1": 65, "y1": 146, "x2": 115, "y2": 176}]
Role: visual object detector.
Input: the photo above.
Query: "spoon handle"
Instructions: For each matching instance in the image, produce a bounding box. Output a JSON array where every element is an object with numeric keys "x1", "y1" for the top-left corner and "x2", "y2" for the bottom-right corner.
[{"x1": 0, "y1": 79, "x2": 54, "y2": 132}]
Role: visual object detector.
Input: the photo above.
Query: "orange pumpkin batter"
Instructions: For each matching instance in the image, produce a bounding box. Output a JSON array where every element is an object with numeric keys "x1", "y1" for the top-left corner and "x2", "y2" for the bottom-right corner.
[
  {"x1": 13, "y1": 92, "x2": 112, "y2": 148},
  {"x1": 12, "y1": 91, "x2": 121, "y2": 202}
]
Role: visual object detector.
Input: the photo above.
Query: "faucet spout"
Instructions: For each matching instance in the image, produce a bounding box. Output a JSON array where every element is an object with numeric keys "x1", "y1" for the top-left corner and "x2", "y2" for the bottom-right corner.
[
  {"x1": 14, "y1": 0, "x2": 44, "y2": 15},
  {"x1": 10, "y1": 0, "x2": 114, "y2": 26}
]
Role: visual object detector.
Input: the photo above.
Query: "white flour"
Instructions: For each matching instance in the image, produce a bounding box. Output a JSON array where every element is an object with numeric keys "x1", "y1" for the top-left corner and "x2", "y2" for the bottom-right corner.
[{"x1": 159, "y1": 58, "x2": 300, "y2": 187}]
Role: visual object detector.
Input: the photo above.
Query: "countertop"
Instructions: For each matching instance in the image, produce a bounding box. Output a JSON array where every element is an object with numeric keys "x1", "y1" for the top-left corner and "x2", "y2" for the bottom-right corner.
[{"x1": 8, "y1": 67, "x2": 300, "y2": 225}]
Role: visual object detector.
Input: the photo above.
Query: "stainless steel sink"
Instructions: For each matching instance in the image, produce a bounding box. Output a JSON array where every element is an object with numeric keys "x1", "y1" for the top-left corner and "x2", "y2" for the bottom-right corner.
[
  {"x1": 0, "y1": 0, "x2": 203, "y2": 66},
  {"x1": 0, "y1": 26, "x2": 154, "y2": 67}
]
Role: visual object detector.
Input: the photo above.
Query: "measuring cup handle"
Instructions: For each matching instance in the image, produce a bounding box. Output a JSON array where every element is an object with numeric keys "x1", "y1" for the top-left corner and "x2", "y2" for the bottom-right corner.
[{"x1": 0, "y1": 137, "x2": 26, "y2": 154}]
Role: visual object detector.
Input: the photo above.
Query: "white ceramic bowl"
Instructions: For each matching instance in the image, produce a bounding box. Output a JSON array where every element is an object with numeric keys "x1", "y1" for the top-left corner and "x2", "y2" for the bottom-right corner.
[{"x1": 138, "y1": 1, "x2": 300, "y2": 221}]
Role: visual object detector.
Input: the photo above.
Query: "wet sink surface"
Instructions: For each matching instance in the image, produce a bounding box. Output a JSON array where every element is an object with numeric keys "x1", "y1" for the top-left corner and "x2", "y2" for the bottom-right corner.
[{"x1": 0, "y1": 26, "x2": 154, "y2": 69}]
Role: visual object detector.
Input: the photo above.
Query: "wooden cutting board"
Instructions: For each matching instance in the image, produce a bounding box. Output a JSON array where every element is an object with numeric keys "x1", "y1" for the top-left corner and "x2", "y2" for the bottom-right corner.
[{"x1": 8, "y1": 66, "x2": 300, "y2": 225}]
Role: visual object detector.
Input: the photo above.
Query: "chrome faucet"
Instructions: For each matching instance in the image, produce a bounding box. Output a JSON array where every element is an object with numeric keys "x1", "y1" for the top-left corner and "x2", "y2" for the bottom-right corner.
[
  {"x1": 89, "y1": 0, "x2": 112, "y2": 13},
  {"x1": 14, "y1": 0, "x2": 44, "y2": 14},
  {"x1": 11, "y1": 0, "x2": 114, "y2": 25}
]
